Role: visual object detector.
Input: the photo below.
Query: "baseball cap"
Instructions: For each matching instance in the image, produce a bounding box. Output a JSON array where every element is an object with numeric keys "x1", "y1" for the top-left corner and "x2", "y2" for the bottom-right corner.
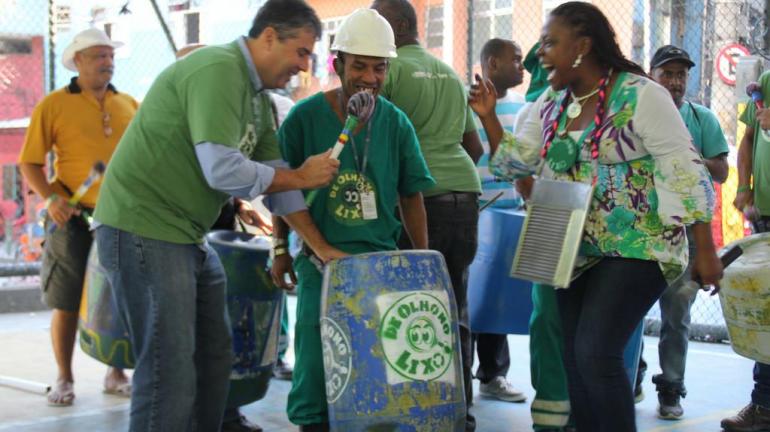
[{"x1": 650, "y1": 45, "x2": 695, "y2": 70}]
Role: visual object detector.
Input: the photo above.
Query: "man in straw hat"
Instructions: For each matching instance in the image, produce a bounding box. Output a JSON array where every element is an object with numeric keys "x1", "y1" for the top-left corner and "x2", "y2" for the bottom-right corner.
[{"x1": 18, "y1": 27, "x2": 138, "y2": 407}]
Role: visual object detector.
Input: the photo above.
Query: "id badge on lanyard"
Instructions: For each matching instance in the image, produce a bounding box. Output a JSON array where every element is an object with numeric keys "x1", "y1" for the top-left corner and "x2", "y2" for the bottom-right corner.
[{"x1": 351, "y1": 121, "x2": 378, "y2": 220}]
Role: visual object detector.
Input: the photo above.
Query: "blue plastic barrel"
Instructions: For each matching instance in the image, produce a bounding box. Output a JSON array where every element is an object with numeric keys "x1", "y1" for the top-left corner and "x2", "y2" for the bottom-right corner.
[
  {"x1": 207, "y1": 230, "x2": 284, "y2": 408},
  {"x1": 468, "y1": 208, "x2": 533, "y2": 334},
  {"x1": 321, "y1": 250, "x2": 465, "y2": 431}
]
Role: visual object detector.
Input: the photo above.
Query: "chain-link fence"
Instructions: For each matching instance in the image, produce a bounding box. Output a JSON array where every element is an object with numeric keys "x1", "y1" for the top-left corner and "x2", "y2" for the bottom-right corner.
[{"x1": 1, "y1": 0, "x2": 767, "y2": 337}]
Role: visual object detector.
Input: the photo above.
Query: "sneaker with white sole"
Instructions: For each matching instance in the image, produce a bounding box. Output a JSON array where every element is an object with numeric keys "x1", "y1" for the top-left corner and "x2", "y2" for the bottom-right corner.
[
  {"x1": 478, "y1": 376, "x2": 527, "y2": 402},
  {"x1": 657, "y1": 390, "x2": 684, "y2": 420}
]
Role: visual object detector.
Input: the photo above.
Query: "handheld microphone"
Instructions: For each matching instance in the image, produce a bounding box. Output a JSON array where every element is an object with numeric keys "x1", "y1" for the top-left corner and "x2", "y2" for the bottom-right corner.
[
  {"x1": 48, "y1": 161, "x2": 106, "y2": 232},
  {"x1": 305, "y1": 91, "x2": 376, "y2": 206},
  {"x1": 746, "y1": 82, "x2": 764, "y2": 109}
]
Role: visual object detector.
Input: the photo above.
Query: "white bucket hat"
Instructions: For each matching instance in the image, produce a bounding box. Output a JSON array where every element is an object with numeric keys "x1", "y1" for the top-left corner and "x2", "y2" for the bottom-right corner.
[
  {"x1": 62, "y1": 28, "x2": 124, "y2": 72},
  {"x1": 331, "y1": 9, "x2": 397, "y2": 58}
]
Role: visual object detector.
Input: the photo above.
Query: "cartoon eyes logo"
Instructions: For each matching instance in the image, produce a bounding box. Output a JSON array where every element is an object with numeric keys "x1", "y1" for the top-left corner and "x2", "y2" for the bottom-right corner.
[
  {"x1": 406, "y1": 317, "x2": 437, "y2": 352},
  {"x1": 379, "y1": 292, "x2": 454, "y2": 382}
]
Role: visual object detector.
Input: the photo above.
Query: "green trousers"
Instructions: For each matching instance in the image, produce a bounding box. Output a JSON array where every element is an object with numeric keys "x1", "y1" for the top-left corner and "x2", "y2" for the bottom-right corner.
[
  {"x1": 286, "y1": 255, "x2": 328, "y2": 425},
  {"x1": 529, "y1": 283, "x2": 571, "y2": 430},
  {"x1": 279, "y1": 294, "x2": 289, "y2": 359}
]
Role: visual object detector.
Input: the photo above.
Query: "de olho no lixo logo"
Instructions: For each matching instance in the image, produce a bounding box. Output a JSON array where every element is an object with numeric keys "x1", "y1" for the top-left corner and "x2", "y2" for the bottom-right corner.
[
  {"x1": 377, "y1": 291, "x2": 456, "y2": 385},
  {"x1": 320, "y1": 317, "x2": 352, "y2": 403}
]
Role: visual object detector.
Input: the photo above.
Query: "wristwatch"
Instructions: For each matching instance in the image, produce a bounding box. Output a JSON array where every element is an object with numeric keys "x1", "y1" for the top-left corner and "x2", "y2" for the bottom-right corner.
[
  {"x1": 270, "y1": 246, "x2": 288, "y2": 260},
  {"x1": 271, "y1": 237, "x2": 289, "y2": 261}
]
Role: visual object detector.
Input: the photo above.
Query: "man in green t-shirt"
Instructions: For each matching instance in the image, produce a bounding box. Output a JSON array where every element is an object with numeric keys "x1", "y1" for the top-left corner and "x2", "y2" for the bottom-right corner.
[
  {"x1": 640, "y1": 45, "x2": 729, "y2": 421},
  {"x1": 269, "y1": 9, "x2": 434, "y2": 431},
  {"x1": 722, "y1": 69, "x2": 770, "y2": 432},
  {"x1": 92, "y1": 1, "x2": 340, "y2": 431},
  {"x1": 371, "y1": 1, "x2": 483, "y2": 429}
]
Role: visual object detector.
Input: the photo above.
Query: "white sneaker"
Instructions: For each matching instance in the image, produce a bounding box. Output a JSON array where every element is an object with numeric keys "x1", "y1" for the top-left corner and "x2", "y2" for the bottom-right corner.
[{"x1": 478, "y1": 376, "x2": 527, "y2": 402}]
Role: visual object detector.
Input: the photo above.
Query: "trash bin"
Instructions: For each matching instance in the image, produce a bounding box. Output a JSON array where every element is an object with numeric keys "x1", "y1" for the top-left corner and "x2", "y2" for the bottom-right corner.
[
  {"x1": 321, "y1": 250, "x2": 465, "y2": 431},
  {"x1": 468, "y1": 208, "x2": 533, "y2": 335},
  {"x1": 718, "y1": 232, "x2": 770, "y2": 363},
  {"x1": 78, "y1": 244, "x2": 134, "y2": 369},
  {"x1": 207, "y1": 230, "x2": 284, "y2": 408}
]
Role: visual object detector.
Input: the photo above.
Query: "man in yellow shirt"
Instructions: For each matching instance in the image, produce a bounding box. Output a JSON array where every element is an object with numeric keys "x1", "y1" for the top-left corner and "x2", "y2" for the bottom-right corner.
[{"x1": 18, "y1": 28, "x2": 139, "y2": 406}]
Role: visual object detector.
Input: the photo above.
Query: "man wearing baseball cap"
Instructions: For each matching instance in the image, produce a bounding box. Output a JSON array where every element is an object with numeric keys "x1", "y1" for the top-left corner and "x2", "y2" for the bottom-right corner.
[
  {"x1": 637, "y1": 44, "x2": 729, "y2": 420},
  {"x1": 18, "y1": 27, "x2": 138, "y2": 406}
]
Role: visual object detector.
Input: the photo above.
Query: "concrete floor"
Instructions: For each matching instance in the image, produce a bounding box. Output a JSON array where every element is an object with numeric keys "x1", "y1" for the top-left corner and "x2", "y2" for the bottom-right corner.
[{"x1": 0, "y1": 301, "x2": 756, "y2": 432}]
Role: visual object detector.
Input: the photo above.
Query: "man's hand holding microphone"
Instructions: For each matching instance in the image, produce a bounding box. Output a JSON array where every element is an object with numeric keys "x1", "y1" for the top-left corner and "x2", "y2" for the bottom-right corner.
[{"x1": 267, "y1": 149, "x2": 340, "y2": 193}]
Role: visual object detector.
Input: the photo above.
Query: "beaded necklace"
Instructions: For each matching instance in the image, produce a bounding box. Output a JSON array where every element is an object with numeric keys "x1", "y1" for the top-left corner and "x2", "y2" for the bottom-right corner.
[{"x1": 540, "y1": 69, "x2": 612, "y2": 173}]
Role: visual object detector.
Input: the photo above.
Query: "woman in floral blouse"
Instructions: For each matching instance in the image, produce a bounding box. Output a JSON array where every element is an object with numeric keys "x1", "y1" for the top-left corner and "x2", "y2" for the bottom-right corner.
[{"x1": 470, "y1": 2, "x2": 723, "y2": 431}]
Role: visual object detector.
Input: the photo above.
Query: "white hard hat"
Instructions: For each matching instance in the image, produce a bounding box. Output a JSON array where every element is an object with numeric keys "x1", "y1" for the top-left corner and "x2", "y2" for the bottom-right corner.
[
  {"x1": 331, "y1": 9, "x2": 397, "y2": 58},
  {"x1": 62, "y1": 28, "x2": 123, "y2": 72}
]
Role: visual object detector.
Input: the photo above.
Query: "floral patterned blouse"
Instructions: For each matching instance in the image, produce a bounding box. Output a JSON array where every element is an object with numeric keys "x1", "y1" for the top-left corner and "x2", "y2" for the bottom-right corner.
[{"x1": 490, "y1": 72, "x2": 715, "y2": 282}]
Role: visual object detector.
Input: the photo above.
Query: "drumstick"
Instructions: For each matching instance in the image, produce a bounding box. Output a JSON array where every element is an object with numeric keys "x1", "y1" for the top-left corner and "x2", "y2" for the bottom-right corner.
[
  {"x1": 479, "y1": 192, "x2": 505, "y2": 212},
  {"x1": 0, "y1": 375, "x2": 50, "y2": 395},
  {"x1": 48, "y1": 161, "x2": 106, "y2": 232},
  {"x1": 305, "y1": 91, "x2": 376, "y2": 206}
]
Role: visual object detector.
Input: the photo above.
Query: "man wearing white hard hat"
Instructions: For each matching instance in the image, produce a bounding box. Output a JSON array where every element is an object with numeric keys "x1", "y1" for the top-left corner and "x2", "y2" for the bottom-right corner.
[
  {"x1": 18, "y1": 27, "x2": 138, "y2": 406},
  {"x1": 269, "y1": 8, "x2": 434, "y2": 431}
]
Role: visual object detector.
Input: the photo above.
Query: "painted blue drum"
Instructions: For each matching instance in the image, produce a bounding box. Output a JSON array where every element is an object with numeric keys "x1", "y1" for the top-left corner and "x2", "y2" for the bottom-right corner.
[
  {"x1": 207, "y1": 230, "x2": 284, "y2": 408},
  {"x1": 321, "y1": 250, "x2": 465, "y2": 431},
  {"x1": 468, "y1": 208, "x2": 534, "y2": 334},
  {"x1": 78, "y1": 244, "x2": 134, "y2": 369}
]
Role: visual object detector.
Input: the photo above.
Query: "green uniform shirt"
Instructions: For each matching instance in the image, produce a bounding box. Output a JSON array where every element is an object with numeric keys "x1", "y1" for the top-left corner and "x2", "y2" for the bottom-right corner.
[
  {"x1": 381, "y1": 44, "x2": 480, "y2": 197},
  {"x1": 679, "y1": 101, "x2": 729, "y2": 159},
  {"x1": 279, "y1": 92, "x2": 435, "y2": 254},
  {"x1": 95, "y1": 40, "x2": 280, "y2": 243},
  {"x1": 739, "y1": 76, "x2": 770, "y2": 216}
]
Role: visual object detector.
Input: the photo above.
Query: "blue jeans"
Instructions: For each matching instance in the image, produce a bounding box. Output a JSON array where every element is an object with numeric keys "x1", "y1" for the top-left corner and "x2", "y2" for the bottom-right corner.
[
  {"x1": 753, "y1": 363, "x2": 770, "y2": 409},
  {"x1": 557, "y1": 258, "x2": 667, "y2": 432},
  {"x1": 96, "y1": 225, "x2": 233, "y2": 432},
  {"x1": 751, "y1": 218, "x2": 770, "y2": 409},
  {"x1": 653, "y1": 227, "x2": 698, "y2": 395}
]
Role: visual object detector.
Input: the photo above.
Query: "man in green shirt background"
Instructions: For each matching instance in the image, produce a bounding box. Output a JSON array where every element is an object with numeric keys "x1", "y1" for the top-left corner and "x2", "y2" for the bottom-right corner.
[
  {"x1": 372, "y1": 1, "x2": 484, "y2": 430},
  {"x1": 722, "y1": 69, "x2": 770, "y2": 432},
  {"x1": 93, "y1": 1, "x2": 339, "y2": 430}
]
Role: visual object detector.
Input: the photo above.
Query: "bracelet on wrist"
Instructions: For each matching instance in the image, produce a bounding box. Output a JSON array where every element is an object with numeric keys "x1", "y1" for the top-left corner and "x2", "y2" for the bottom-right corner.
[
  {"x1": 270, "y1": 247, "x2": 289, "y2": 260},
  {"x1": 45, "y1": 193, "x2": 59, "y2": 209},
  {"x1": 737, "y1": 185, "x2": 752, "y2": 193}
]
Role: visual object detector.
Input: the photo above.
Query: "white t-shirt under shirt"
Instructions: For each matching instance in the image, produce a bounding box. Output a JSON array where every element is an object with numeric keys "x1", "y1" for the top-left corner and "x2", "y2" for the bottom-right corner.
[{"x1": 476, "y1": 91, "x2": 526, "y2": 208}]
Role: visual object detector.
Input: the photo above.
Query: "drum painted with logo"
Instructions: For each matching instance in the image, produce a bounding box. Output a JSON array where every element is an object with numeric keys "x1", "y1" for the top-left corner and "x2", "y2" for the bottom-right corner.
[
  {"x1": 718, "y1": 232, "x2": 770, "y2": 363},
  {"x1": 321, "y1": 250, "x2": 465, "y2": 432},
  {"x1": 207, "y1": 230, "x2": 284, "y2": 408},
  {"x1": 468, "y1": 208, "x2": 533, "y2": 334},
  {"x1": 78, "y1": 244, "x2": 135, "y2": 369}
]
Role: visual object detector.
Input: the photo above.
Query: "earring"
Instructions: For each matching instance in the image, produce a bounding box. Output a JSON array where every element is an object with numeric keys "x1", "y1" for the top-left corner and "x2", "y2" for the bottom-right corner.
[{"x1": 572, "y1": 54, "x2": 583, "y2": 68}]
